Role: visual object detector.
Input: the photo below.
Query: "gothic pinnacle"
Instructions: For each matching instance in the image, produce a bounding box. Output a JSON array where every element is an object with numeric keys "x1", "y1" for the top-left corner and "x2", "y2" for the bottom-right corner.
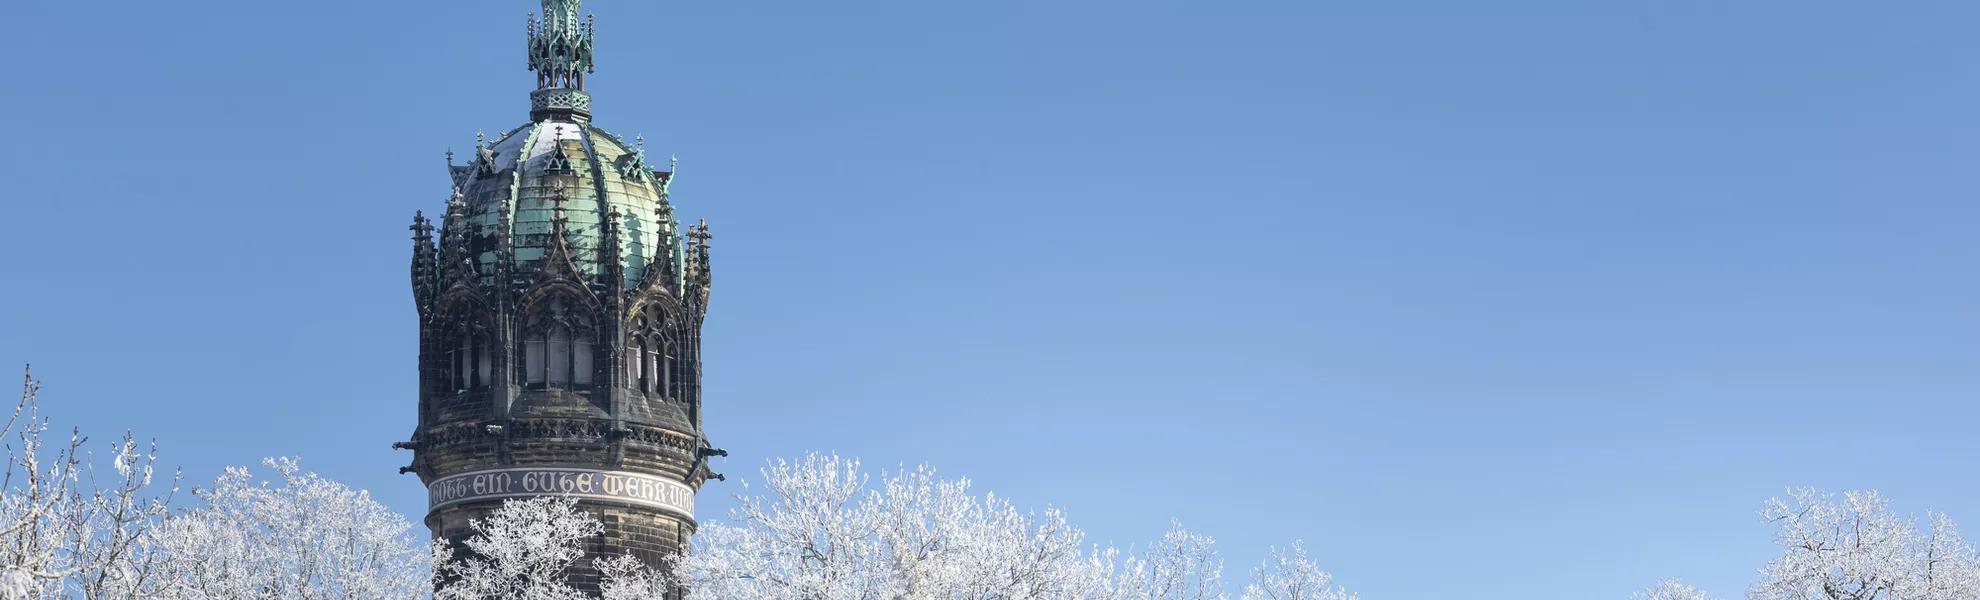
[{"x1": 528, "y1": 0, "x2": 596, "y2": 91}]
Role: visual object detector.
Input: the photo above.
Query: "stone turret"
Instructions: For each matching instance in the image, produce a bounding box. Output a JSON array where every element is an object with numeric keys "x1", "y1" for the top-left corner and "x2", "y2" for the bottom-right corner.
[{"x1": 400, "y1": 0, "x2": 720, "y2": 594}]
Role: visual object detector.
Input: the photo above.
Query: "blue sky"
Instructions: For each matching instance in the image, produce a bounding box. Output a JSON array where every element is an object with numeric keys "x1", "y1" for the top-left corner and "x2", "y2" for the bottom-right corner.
[{"x1": 4, "y1": 1, "x2": 1979, "y2": 598}]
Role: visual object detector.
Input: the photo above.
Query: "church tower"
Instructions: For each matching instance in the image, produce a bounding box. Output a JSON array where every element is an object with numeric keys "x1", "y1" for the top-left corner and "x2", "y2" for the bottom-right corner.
[{"x1": 400, "y1": 0, "x2": 721, "y2": 592}]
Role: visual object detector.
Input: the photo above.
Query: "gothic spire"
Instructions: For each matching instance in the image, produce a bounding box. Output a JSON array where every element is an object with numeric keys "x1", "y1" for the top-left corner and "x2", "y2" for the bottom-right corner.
[
  {"x1": 686, "y1": 219, "x2": 712, "y2": 286},
  {"x1": 528, "y1": 0, "x2": 596, "y2": 91},
  {"x1": 440, "y1": 189, "x2": 478, "y2": 289},
  {"x1": 492, "y1": 193, "x2": 515, "y2": 292},
  {"x1": 410, "y1": 211, "x2": 438, "y2": 316},
  {"x1": 600, "y1": 208, "x2": 626, "y2": 295},
  {"x1": 685, "y1": 218, "x2": 713, "y2": 317},
  {"x1": 535, "y1": 184, "x2": 587, "y2": 283}
]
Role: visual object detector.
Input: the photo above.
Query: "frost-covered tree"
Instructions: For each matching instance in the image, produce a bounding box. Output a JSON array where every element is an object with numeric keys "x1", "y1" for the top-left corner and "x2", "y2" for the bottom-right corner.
[
  {"x1": 0, "y1": 368, "x2": 432, "y2": 600},
  {"x1": 1241, "y1": 541, "x2": 1355, "y2": 600},
  {"x1": 1120, "y1": 524, "x2": 1226, "y2": 600},
  {"x1": 147, "y1": 458, "x2": 429, "y2": 600},
  {"x1": 679, "y1": 453, "x2": 886, "y2": 599},
  {"x1": 0, "y1": 368, "x2": 1363, "y2": 600},
  {"x1": 675, "y1": 452, "x2": 1123, "y2": 599},
  {"x1": 597, "y1": 554, "x2": 672, "y2": 600},
  {"x1": 436, "y1": 501, "x2": 682, "y2": 600},
  {"x1": 1641, "y1": 489, "x2": 1980, "y2": 600},
  {"x1": 1632, "y1": 579, "x2": 1712, "y2": 600},
  {"x1": 434, "y1": 496, "x2": 603, "y2": 600},
  {"x1": 1748, "y1": 489, "x2": 1980, "y2": 600},
  {"x1": 0, "y1": 367, "x2": 178, "y2": 600},
  {"x1": 664, "y1": 452, "x2": 1345, "y2": 600}
]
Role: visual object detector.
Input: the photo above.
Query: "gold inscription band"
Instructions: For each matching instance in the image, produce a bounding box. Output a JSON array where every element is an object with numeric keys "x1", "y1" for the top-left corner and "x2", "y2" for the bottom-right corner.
[{"x1": 427, "y1": 467, "x2": 695, "y2": 520}]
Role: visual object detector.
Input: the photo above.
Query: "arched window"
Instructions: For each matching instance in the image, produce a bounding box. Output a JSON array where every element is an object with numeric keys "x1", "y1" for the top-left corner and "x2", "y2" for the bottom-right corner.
[
  {"x1": 629, "y1": 313, "x2": 678, "y2": 397},
  {"x1": 446, "y1": 317, "x2": 492, "y2": 392},
  {"x1": 525, "y1": 296, "x2": 596, "y2": 389}
]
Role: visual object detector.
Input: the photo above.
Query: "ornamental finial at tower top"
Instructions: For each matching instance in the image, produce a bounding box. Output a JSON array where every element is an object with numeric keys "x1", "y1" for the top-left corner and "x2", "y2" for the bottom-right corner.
[{"x1": 528, "y1": 0, "x2": 596, "y2": 91}]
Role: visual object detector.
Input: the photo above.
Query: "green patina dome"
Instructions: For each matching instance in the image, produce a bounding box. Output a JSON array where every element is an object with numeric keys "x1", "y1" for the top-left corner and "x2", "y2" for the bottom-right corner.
[
  {"x1": 446, "y1": 94, "x2": 682, "y2": 290},
  {"x1": 419, "y1": 0, "x2": 707, "y2": 298}
]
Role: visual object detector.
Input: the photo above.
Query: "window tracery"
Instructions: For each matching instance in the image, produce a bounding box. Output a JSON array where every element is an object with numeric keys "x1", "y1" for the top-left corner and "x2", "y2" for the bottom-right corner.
[
  {"x1": 524, "y1": 296, "x2": 596, "y2": 388},
  {"x1": 628, "y1": 311, "x2": 678, "y2": 397},
  {"x1": 445, "y1": 314, "x2": 493, "y2": 392}
]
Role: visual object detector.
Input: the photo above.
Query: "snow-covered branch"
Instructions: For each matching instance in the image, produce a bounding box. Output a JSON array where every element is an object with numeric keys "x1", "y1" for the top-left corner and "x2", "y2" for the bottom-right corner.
[
  {"x1": 1631, "y1": 579, "x2": 1712, "y2": 600},
  {"x1": 667, "y1": 452, "x2": 1355, "y2": 600},
  {"x1": 434, "y1": 496, "x2": 600, "y2": 600},
  {"x1": 1640, "y1": 488, "x2": 1980, "y2": 600},
  {"x1": 0, "y1": 366, "x2": 179, "y2": 600},
  {"x1": 1749, "y1": 489, "x2": 1980, "y2": 600},
  {"x1": 148, "y1": 458, "x2": 429, "y2": 600}
]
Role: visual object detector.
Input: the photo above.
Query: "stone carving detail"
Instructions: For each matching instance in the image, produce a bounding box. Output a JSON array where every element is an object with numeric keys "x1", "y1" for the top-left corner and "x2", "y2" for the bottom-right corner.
[
  {"x1": 527, "y1": 0, "x2": 595, "y2": 90},
  {"x1": 427, "y1": 466, "x2": 695, "y2": 519},
  {"x1": 419, "y1": 420, "x2": 696, "y2": 451},
  {"x1": 531, "y1": 89, "x2": 593, "y2": 113}
]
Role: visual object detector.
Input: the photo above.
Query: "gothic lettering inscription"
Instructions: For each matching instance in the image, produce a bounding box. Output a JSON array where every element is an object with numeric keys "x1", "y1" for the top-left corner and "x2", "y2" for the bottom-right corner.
[{"x1": 427, "y1": 467, "x2": 694, "y2": 518}]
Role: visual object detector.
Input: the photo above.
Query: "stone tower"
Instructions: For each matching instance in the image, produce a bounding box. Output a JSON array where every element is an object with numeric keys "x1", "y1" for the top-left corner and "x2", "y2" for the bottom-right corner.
[{"x1": 400, "y1": 0, "x2": 721, "y2": 593}]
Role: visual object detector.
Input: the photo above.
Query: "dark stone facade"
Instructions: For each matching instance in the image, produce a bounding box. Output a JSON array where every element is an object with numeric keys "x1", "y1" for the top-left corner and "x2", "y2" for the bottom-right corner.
[{"x1": 404, "y1": 173, "x2": 719, "y2": 594}]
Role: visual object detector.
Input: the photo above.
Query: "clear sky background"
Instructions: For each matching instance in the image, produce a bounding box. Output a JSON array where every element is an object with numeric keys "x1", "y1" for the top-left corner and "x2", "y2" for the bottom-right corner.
[{"x1": 3, "y1": 1, "x2": 1979, "y2": 598}]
